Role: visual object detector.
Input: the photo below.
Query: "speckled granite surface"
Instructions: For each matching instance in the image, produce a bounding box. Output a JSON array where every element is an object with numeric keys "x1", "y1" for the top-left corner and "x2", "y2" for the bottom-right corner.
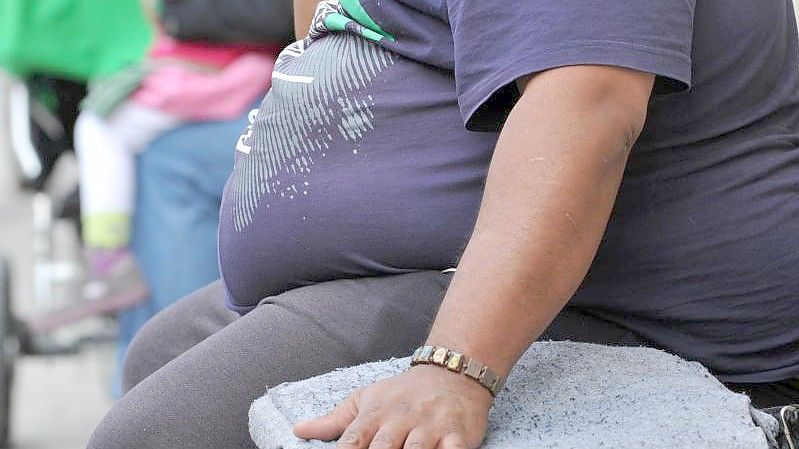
[{"x1": 250, "y1": 341, "x2": 778, "y2": 449}]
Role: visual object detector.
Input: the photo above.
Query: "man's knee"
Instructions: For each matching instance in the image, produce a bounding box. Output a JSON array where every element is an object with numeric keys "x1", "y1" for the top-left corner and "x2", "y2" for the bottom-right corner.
[
  {"x1": 121, "y1": 307, "x2": 175, "y2": 392},
  {"x1": 87, "y1": 388, "x2": 190, "y2": 449},
  {"x1": 87, "y1": 402, "x2": 155, "y2": 449},
  {"x1": 122, "y1": 281, "x2": 232, "y2": 392}
]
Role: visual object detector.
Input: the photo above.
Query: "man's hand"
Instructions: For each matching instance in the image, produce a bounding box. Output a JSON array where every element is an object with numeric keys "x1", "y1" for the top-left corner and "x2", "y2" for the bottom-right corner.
[{"x1": 294, "y1": 364, "x2": 493, "y2": 449}]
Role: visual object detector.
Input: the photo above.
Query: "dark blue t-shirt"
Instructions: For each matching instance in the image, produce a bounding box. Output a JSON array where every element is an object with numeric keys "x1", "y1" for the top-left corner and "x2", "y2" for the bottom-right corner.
[{"x1": 219, "y1": 0, "x2": 799, "y2": 383}]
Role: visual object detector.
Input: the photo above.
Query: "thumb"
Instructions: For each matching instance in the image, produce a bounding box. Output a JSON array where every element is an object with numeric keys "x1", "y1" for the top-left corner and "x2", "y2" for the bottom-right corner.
[{"x1": 293, "y1": 390, "x2": 361, "y2": 441}]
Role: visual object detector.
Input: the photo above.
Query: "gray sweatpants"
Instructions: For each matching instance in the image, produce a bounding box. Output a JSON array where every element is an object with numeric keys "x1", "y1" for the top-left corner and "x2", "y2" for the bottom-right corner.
[{"x1": 87, "y1": 271, "x2": 646, "y2": 448}]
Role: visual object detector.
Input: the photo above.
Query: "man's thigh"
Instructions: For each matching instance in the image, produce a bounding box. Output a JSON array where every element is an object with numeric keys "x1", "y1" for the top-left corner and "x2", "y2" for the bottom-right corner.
[
  {"x1": 89, "y1": 270, "x2": 451, "y2": 449},
  {"x1": 540, "y1": 307, "x2": 650, "y2": 346},
  {"x1": 122, "y1": 280, "x2": 238, "y2": 392}
]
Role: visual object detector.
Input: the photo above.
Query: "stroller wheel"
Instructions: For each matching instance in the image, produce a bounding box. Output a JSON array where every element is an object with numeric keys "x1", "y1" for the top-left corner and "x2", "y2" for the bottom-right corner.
[{"x1": 0, "y1": 258, "x2": 15, "y2": 446}]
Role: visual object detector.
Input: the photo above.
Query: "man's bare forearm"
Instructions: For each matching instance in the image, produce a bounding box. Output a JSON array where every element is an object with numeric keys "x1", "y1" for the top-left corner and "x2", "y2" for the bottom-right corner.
[
  {"x1": 293, "y1": 0, "x2": 319, "y2": 39},
  {"x1": 426, "y1": 66, "x2": 654, "y2": 377}
]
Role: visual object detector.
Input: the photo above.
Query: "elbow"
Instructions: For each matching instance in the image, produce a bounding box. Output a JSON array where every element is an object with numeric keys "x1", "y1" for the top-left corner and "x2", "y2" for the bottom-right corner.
[
  {"x1": 578, "y1": 69, "x2": 653, "y2": 163},
  {"x1": 606, "y1": 82, "x2": 650, "y2": 159},
  {"x1": 585, "y1": 68, "x2": 653, "y2": 160}
]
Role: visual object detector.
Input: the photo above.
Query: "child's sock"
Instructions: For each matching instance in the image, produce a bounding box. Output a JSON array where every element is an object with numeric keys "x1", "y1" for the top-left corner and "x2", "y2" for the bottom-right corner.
[{"x1": 82, "y1": 213, "x2": 131, "y2": 252}]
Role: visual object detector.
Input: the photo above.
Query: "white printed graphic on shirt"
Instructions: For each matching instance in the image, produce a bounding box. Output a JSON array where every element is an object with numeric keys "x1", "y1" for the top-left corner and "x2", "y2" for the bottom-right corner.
[
  {"x1": 229, "y1": 29, "x2": 395, "y2": 231},
  {"x1": 235, "y1": 109, "x2": 259, "y2": 155}
]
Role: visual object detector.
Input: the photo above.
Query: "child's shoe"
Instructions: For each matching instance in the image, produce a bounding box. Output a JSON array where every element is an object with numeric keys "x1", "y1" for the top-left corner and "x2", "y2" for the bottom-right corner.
[{"x1": 22, "y1": 248, "x2": 149, "y2": 334}]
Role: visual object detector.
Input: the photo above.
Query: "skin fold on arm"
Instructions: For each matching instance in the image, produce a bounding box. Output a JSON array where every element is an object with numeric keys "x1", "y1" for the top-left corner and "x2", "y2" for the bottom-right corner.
[{"x1": 295, "y1": 62, "x2": 655, "y2": 448}]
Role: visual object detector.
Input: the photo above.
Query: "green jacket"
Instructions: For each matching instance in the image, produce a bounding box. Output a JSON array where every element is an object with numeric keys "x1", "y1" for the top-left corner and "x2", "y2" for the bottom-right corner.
[{"x1": 0, "y1": 0, "x2": 153, "y2": 80}]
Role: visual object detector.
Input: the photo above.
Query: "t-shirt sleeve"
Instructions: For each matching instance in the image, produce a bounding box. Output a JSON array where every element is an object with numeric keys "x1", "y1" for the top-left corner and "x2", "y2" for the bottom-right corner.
[{"x1": 448, "y1": 0, "x2": 696, "y2": 131}]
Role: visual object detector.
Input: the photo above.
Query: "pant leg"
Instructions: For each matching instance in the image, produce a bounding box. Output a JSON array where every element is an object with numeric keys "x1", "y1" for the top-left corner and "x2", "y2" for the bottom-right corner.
[
  {"x1": 540, "y1": 307, "x2": 651, "y2": 346},
  {"x1": 94, "y1": 268, "x2": 795, "y2": 448},
  {"x1": 89, "y1": 270, "x2": 451, "y2": 449},
  {"x1": 121, "y1": 281, "x2": 238, "y2": 393},
  {"x1": 122, "y1": 287, "x2": 655, "y2": 397}
]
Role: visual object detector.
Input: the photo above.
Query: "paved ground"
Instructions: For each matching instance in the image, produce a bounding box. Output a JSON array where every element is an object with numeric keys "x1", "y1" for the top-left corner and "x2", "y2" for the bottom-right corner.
[{"x1": 0, "y1": 75, "x2": 114, "y2": 448}]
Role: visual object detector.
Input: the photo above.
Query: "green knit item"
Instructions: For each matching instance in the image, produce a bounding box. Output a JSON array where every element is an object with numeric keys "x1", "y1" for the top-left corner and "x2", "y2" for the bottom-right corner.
[
  {"x1": 0, "y1": 0, "x2": 153, "y2": 80},
  {"x1": 339, "y1": 0, "x2": 396, "y2": 42}
]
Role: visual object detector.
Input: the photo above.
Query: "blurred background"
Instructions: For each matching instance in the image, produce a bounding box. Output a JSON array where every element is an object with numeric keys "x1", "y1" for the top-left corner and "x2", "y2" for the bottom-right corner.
[
  {"x1": 0, "y1": 0, "x2": 294, "y2": 447},
  {"x1": 0, "y1": 58, "x2": 117, "y2": 449},
  {"x1": 0, "y1": 1, "x2": 796, "y2": 448}
]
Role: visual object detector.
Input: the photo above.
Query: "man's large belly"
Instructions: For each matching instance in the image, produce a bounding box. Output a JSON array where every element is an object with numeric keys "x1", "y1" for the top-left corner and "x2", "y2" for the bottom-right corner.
[{"x1": 218, "y1": 33, "x2": 498, "y2": 312}]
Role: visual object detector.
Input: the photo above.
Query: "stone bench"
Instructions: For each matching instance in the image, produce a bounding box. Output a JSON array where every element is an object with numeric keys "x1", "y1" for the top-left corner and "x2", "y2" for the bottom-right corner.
[{"x1": 250, "y1": 341, "x2": 780, "y2": 449}]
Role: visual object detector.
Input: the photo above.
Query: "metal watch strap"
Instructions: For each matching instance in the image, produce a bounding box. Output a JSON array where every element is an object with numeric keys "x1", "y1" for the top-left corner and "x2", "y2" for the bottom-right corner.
[{"x1": 410, "y1": 345, "x2": 506, "y2": 397}]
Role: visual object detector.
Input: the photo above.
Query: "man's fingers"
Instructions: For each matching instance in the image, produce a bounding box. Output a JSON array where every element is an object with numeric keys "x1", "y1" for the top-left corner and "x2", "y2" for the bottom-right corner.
[
  {"x1": 294, "y1": 391, "x2": 361, "y2": 441},
  {"x1": 368, "y1": 423, "x2": 411, "y2": 449},
  {"x1": 403, "y1": 427, "x2": 438, "y2": 449},
  {"x1": 437, "y1": 432, "x2": 470, "y2": 449},
  {"x1": 336, "y1": 417, "x2": 380, "y2": 449}
]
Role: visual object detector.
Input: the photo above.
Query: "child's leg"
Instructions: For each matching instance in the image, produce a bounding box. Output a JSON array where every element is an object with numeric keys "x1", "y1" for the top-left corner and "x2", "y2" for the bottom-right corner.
[
  {"x1": 110, "y1": 101, "x2": 183, "y2": 155},
  {"x1": 74, "y1": 102, "x2": 180, "y2": 251},
  {"x1": 75, "y1": 110, "x2": 137, "y2": 250}
]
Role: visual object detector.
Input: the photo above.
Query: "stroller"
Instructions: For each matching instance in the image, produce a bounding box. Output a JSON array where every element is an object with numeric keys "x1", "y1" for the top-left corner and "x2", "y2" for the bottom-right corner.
[
  {"x1": 0, "y1": 72, "x2": 143, "y2": 447},
  {"x1": 0, "y1": 2, "x2": 153, "y2": 443}
]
